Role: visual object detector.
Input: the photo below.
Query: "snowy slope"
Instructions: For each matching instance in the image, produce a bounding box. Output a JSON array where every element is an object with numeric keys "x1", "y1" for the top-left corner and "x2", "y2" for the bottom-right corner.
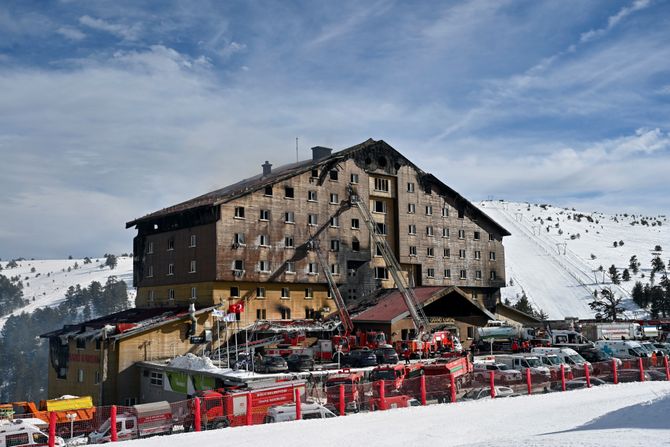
[
  {"x1": 478, "y1": 201, "x2": 668, "y2": 319},
  {"x1": 114, "y1": 381, "x2": 670, "y2": 447},
  {"x1": 0, "y1": 256, "x2": 134, "y2": 329}
]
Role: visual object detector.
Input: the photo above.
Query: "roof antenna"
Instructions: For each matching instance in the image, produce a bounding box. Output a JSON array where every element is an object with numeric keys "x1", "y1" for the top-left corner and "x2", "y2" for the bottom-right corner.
[{"x1": 296, "y1": 137, "x2": 299, "y2": 162}]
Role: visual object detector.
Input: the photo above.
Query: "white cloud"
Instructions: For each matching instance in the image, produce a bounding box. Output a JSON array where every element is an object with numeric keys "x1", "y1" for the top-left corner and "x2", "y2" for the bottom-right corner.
[
  {"x1": 78, "y1": 15, "x2": 141, "y2": 41},
  {"x1": 218, "y1": 41, "x2": 246, "y2": 59},
  {"x1": 56, "y1": 26, "x2": 86, "y2": 41},
  {"x1": 580, "y1": 0, "x2": 651, "y2": 43}
]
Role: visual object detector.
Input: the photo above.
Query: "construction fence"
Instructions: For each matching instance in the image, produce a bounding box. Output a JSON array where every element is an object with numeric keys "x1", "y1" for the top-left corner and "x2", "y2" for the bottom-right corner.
[{"x1": 21, "y1": 355, "x2": 670, "y2": 447}]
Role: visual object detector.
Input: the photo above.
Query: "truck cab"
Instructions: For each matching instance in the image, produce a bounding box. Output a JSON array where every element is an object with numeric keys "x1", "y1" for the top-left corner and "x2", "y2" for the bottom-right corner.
[{"x1": 325, "y1": 371, "x2": 364, "y2": 414}]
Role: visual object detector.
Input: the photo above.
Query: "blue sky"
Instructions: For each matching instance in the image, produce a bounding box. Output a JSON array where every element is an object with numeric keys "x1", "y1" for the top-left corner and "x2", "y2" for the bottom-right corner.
[{"x1": 1, "y1": 0, "x2": 669, "y2": 259}]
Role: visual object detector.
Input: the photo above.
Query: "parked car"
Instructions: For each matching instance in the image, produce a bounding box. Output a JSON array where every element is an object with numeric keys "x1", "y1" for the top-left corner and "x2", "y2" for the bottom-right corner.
[
  {"x1": 602, "y1": 369, "x2": 651, "y2": 383},
  {"x1": 473, "y1": 362, "x2": 522, "y2": 384},
  {"x1": 374, "y1": 345, "x2": 399, "y2": 364},
  {"x1": 550, "y1": 377, "x2": 607, "y2": 391},
  {"x1": 286, "y1": 354, "x2": 315, "y2": 372},
  {"x1": 461, "y1": 386, "x2": 518, "y2": 400},
  {"x1": 254, "y1": 355, "x2": 289, "y2": 373},
  {"x1": 652, "y1": 342, "x2": 670, "y2": 356},
  {"x1": 577, "y1": 348, "x2": 621, "y2": 375},
  {"x1": 264, "y1": 402, "x2": 336, "y2": 423},
  {"x1": 343, "y1": 349, "x2": 378, "y2": 367}
]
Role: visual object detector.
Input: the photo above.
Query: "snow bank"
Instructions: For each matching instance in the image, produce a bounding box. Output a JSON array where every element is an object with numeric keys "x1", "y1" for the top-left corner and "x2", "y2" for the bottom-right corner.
[{"x1": 168, "y1": 354, "x2": 221, "y2": 372}]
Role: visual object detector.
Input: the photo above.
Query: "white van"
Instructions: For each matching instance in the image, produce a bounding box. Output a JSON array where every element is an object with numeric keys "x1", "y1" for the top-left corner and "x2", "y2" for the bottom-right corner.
[
  {"x1": 264, "y1": 403, "x2": 337, "y2": 423},
  {"x1": 0, "y1": 420, "x2": 64, "y2": 447},
  {"x1": 531, "y1": 347, "x2": 591, "y2": 371},
  {"x1": 594, "y1": 340, "x2": 649, "y2": 359},
  {"x1": 523, "y1": 353, "x2": 572, "y2": 379},
  {"x1": 494, "y1": 355, "x2": 551, "y2": 379}
]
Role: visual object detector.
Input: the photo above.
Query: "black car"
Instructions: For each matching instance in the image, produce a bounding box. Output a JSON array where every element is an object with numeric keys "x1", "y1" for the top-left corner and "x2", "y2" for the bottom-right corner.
[
  {"x1": 286, "y1": 354, "x2": 315, "y2": 372},
  {"x1": 254, "y1": 355, "x2": 289, "y2": 373},
  {"x1": 374, "y1": 346, "x2": 399, "y2": 365},
  {"x1": 343, "y1": 349, "x2": 378, "y2": 367}
]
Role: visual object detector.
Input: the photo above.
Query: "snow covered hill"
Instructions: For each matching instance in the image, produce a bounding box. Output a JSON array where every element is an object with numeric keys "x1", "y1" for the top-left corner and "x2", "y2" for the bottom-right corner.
[
  {"x1": 478, "y1": 201, "x2": 668, "y2": 320},
  {"x1": 0, "y1": 256, "x2": 134, "y2": 329}
]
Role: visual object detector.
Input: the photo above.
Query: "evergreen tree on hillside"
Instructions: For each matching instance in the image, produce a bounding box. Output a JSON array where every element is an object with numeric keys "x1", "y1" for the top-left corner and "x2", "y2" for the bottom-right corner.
[
  {"x1": 631, "y1": 281, "x2": 647, "y2": 308},
  {"x1": 622, "y1": 269, "x2": 631, "y2": 282},
  {"x1": 104, "y1": 254, "x2": 118, "y2": 270},
  {"x1": 651, "y1": 256, "x2": 666, "y2": 275},
  {"x1": 608, "y1": 265, "x2": 620, "y2": 285},
  {"x1": 513, "y1": 293, "x2": 535, "y2": 315},
  {"x1": 629, "y1": 255, "x2": 640, "y2": 274},
  {"x1": 0, "y1": 275, "x2": 28, "y2": 316},
  {"x1": 589, "y1": 288, "x2": 623, "y2": 321}
]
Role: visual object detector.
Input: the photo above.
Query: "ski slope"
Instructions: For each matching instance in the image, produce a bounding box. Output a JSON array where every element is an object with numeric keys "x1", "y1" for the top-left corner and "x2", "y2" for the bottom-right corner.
[
  {"x1": 479, "y1": 201, "x2": 668, "y2": 319},
  {"x1": 113, "y1": 381, "x2": 670, "y2": 447},
  {"x1": 0, "y1": 256, "x2": 134, "y2": 330}
]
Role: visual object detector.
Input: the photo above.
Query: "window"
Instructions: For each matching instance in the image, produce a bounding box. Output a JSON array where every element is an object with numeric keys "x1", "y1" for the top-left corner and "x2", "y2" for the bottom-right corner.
[
  {"x1": 189, "y1": 260, "x2": 196, "y2": 273},
  {"x1": 444, "y1": 248, "x2": 451, "y2": 258},
  {"x1": 474, "y1": 231, "x2": 481, "y2": 240},
  {"x1": 351, "y1": 218, "x2": 360, "y2": 229},
  {"x1": 168, "y1": 288, "x2": 175, "y2": 302},
  {"x1": 459, "y1": 249, "x2": 466, "y2": 259},
  {"x1": 78, "y1": 369, "x2": 84, "y2": 383},
  {"x1": 374, "y1": 200, "x2": 387, "y2": 213},
  {"x1": 259, "y1": 234, "x2": 270, "y2": 246},
  {"x1": 234, "y1": 260, "x2": 244, "y2": 271},
  {"x1": 308, "y1": 214, "x2": 318, "y2": 226},
  {"x1": 458, "y1": 229, "x2": 465, "y2": 239},
  {"x1": 426, "y1": 226, "x2": 434, "y2": 237},
  {"x1": 426, "y1": 247, "x2": 434, "y2": 257},
  {"x1": 189, "y1": 235, "x2": 196, "y2": 247},
  {"x1": 284, "y1": 211, "x2": 295, "y2": 223},
  {"x1": 331, "y1": 264, "x2": 340, "y2": 275},
  {"x1": 426, "y1": 205, "x2": 433, "y2": 215},
  {"x1": 490, "y1": 271, "x2": 497, "y2": 280},
  {"x1": 234, "y1": 233, "x2": 245, "y2": 246},
  {"x1": 264, "y1": 185, "x2": 273, "y2": 196},
  {"x1": 350, "y1": 173, "x2": 359, "y2": 184},
  {"x1": 330, "y1": 193, "x2": 339, "y2": 204},
  {"x1": 459, "y1": 270, "x2": 467, "y2": 279},
  {"x1": 375, "y1": 267, "x2": 388, "y2": 279},
  {"x1": 424, "y1": 185, "x2": 432, "y2": 194},
  {"x1": 444, "y1": 269, "x2": 451, "y2": 279},
  {"x1": 407, "y1": 182, "x2": 415, "y2": 192},
  {"x1": 330, "y1": 240, "x2": 340, "y2": 251},
  {"x1": 305, "y1": 308, "x2": 316, "y2": 318},
  {"x1": 191, "y1": 287, "x2": 197, "y2": 299},
  {"x1": 230, "y1": 286, "x2": 240, "y2": 297},
  {"x1": 330, "y1": 216, "x2": 340, "y2": 227},
  {"x1": 474, "y1": 250, "x2": 481, "y2": 260},
  {"x1": 374, "y1": 177, "x2": 389, "y2": 192},
  {"x1": 284, "y1": 186, "x2": 295, "y2": 198},
  {"x1": 147, "y1": 265, "x2": 154, "y2": 278},
  {"x1": 281, "y1": 287, "x2": 290, "y2": 299},
  {"x1": 124, "y1": 398, "x2": 138, "y2": 406},
  {"x1": 442, "y1": 228, "x2": 450, "y2": 238},
  {"x1": 260, "y1": 209, "x2": 270, "y2": 220},
  {"x1": 256, "y1": 287, "x2": 266, "y2": 298},
  {"x1": 409, "y1": 246, "x2": 417, "y2": 256},
  {"x1": 307, "y1": 263, "x2": 318, "y2": 275},
  {"x1": 489, "y1": 251, "x2": 496, "y2": 261},
  {"x1": 148, "y1": 290, "x2": 155, "y2": 304},
  {"x1": 427, "y1": 268, "x2": 435, "y2": 278},
  {"x1": 408, "y1": 224, "x2": 416, "y2": 235},
  {"x1": 256, "y1": 309, "x2": 267, "y2": 319},
  {"x1": 167, "y1": 238, "x2": 175, "y2": 250},
  {"x1": 442, "y1": 207, "x2": 449, "y2": 217},
  {"x1": 6, "y1": 433, "x2": 29, "y2": 447},
  {"x1": 76, "y1": 338, "x2": 86, "y2": 349},
  {"x1": 234, "y1": 207, "x2": 245, "y2": 218},
  {"x1": 458, "y1": 208, "x2": 464, "y2": 219},
  {"x1": 258, "y1": 260, "x2": 270, "y2": 273},
  {"x1": 329, "y1": 170, "x2": 338, "y2": 181},
  {"x1": 305, "y1": 288, "x2": 314, "y2": 299},
  {"x1": 352, "y1": 238, "x2": 360, "y2": 251},
  {"x1": 95, "y1": 370, "x2": 101, "y2": 384},
  {"x1": 308, "y1": 190, "x2": 317, "y2": 201},
  {"x1": 286, "y1": 262, "x2": 295, "y2": 273},
  {"x1": 376, "y1": 222, "x2": 387, "y2": 235},
  {"x1": 146, "y1": 241, "x2": 154, "y2": 254},
  {"x1": 311, "y1": 168, "x2": 318, "y2": 178},
  {"x1": 375, "y1": 244, "x2": 383, "y2": 257},
  {"x1": 475, "y1": 270, "x2": 482, "y2": 280},
  {"x1": 408, "y1": 203, "x2": 416, "y2": 214},
  {"x1": 280, "y1": 308, "x2": 291, "y2": 319},
  {"x1": 168, "y1": 263, "x2": 174, "y2": 275},
  {"x1": 284, "y1": 236, "x2": 294, "y2": 248},
  {"x1": 489, "y1": 233, "x2": 495, "y2": 241}
]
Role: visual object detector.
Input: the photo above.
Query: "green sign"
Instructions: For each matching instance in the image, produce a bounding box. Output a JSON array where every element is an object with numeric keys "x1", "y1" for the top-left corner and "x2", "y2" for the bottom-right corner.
[
  {"x1": 166, "y1": 371, "x2": 189, "y2": 393},
  {"x1": 193, "y1": 374, "x2": 215, "y2": 391}
]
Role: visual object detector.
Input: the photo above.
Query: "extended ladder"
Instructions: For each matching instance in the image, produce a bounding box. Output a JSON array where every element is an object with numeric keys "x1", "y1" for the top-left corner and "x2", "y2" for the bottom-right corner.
[{"x1": 348, "y1": 187, "x2": 430, "y2": 340}]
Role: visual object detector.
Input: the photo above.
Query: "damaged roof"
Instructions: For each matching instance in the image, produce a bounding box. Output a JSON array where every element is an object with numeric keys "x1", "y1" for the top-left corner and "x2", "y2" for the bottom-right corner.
[
  {"x1": 40, "y1": 306, "x2": 215, "y2": 341},
  {"x1": 125, "y1": 139, "x2": 509, "y2": 236}
]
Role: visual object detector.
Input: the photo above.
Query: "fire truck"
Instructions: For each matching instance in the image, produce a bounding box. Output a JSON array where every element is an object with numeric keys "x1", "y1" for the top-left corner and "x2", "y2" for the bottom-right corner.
[
  {"x1": 422, "y1": 356, "x2": 473, "y2": 402},
  {"x1": 369, "y1": 363, "x2": 424, "y2": 395},
  {"x1": 184, "y1": 381, "x2": 306, "y2": 429},
  {"x1": 324, "y1": 370, "x2": 365, "y2": 414}
]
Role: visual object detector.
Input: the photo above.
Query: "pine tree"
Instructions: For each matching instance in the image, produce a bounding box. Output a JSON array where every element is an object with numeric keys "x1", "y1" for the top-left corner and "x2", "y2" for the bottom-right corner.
[
  {"x1": 513, "y1": 293, "x2": 535, "y2": 315},
  {"x1": 651, "y1": 256, "x2": 666, "y2": 275},
  {"x1": 629, "y1": 255, "x2": 640, "y2": 274},
  {"x1": 589, "y1": 288, "x2": 623, "y2": 321},
  {"x1": 622, "y1": 269, "x2": 630, "y2": 282},
  {"x1": 608, "y1": 265, "x2": 620, "y2": 285},
  {"x1": 631, "y1": 281, "x2": 647, "y2": 308}
]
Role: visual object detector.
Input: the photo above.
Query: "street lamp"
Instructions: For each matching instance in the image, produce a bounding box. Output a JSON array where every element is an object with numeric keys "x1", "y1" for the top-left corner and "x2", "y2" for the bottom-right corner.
[{"x1": 66, "y1": 413, "x2": 77, "y2": 440}]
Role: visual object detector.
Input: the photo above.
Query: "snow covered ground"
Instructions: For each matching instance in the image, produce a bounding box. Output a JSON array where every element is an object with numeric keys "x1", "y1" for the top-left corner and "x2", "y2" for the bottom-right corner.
[
  {"x1": 0, "y1": 256, "x2": 134, "y2": 329},
  {"x1": 113, "y1": 381, "x2": 670, "y2": 447},
  {"x1": 478, "y1": 201, "x2": 668, "y2": 319}
]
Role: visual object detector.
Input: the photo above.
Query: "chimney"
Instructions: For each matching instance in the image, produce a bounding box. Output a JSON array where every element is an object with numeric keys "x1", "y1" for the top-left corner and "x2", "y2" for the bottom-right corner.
[
  {"x1": 262, "y1": 161, "x2": 272, "y2": 176},
  {"x1": 311, "y1": 146, "x2": 332, "y2": 161}
]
